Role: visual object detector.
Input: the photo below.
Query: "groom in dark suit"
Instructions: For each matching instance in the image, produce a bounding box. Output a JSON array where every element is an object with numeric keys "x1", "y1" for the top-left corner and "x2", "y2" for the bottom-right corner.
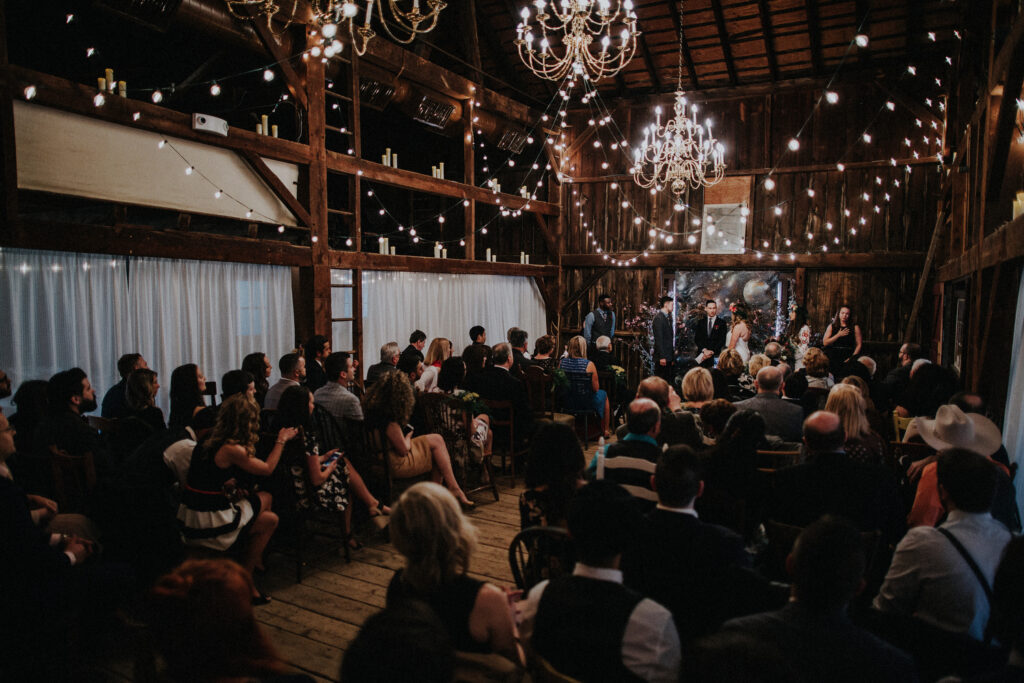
[
  {"x1": 692, "y1": 299, "x2": 728, "y2": 368},
  {"x1": 652, "y1": 295, "x2": 675, "y2": 382}
]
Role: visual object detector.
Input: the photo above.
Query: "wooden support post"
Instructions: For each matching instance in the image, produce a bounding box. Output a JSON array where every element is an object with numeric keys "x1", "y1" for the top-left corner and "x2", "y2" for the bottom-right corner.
[
  {"x1": 974, "y1": 263, "x2": 1002, "y2": 392},
  {"x1": 351, "y1": 52, "x2": 363, "y2": 252},
  {"x1": 0, "y1": 0, "x2": 18, "y2": 236},
  {"x1": 352, "y1": 267, "x2": 363, "y2": 386},
  {"x1": 239, "y1": 151, "x2": 312, "y2": 227},
  {"x1": 903, "y1": 210, "x2": 947, "y2": 344},
  {"x1": 306, "y1": 45, "x2": 330, "y2": 338},
  {"x1": 794, "y1": 267, "x2": 806, "y2": 305},
  {"x1": 464, "y1": 105, "x2": 475, "y2": 260},
  {"x1": 251, "y1": 20, "x2": 309, "y2": 111}
]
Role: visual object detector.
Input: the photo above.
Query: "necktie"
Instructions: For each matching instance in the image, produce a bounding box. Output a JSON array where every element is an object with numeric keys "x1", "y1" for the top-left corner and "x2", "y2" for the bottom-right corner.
[{"x1": 708, "y1": 318, "x2": 713, "y2": 336}]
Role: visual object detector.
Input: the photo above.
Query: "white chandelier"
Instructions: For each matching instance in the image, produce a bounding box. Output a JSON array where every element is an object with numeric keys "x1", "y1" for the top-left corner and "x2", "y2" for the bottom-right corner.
[
  {"x1": 631, "y1": 8, "x2": 724, "y2": 196},
  {"x1": 311, "y1": 0, "x2": 446, "y2": 57},
  {"x1": 514, "y1": 0, "x2": 639, "y2": 83}
]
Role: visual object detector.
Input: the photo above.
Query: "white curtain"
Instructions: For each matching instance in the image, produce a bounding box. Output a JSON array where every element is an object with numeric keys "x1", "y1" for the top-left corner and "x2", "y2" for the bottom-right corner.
[
  {"x1": 1003, "y1": 270, "x2": 1024, "y2": 518},
  {"x1": 127, "y1": 256, "x2": 295, "y2": 414},
  {"x1": 0, "y1": 248, "x2": 294, "y2": 416},
  {"x1": 0, "y1": 248, "x2": 132, "y2": 414},
  {"x1": 360, "y1": 271, "x2": 547, "y2": 365}
]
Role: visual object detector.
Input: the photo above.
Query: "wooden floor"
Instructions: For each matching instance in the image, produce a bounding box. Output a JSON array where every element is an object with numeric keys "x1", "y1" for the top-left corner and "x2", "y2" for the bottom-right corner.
[{"x1": 253, "y1": 479, "x2": 528, "y2": 682}]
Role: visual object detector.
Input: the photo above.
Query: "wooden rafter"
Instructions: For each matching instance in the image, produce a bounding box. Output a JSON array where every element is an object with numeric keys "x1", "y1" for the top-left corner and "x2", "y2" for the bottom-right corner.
[
  {"x1": 984, "y1": 35, "x2": 1024, "y2": 201},
  {"x1": 637, "y1": 32, "x2": 662, "y2": 93},
  {"x1": 249, "y1": 19, "x2": 309, "y2": 111},
  {"x1": 475, "y1": 2, "x2": 533, "y2": 97},
  {"x1": 461, "y1": 0, "x2": 483, "y2": 82},
  {"x1": 757, "y1": 0, "x2": 779, "y2": 82},
  {"x1": 239, "y1": 151, "x2": 312, "y2": 227},
  {"x1": 561, "y1": 252, "x2": 927, "y2": 269},
  {"x1": 804, "y1": 0, "x2": 823, "y2": 75},
  {"x1": 710, "y1": 0, "x2": 738, "y2": 86},
  {"x1": 561, "y1": 268, "x2": 611, "y2": 315},
  {"x1": 667, "y1": 1, "x2": 699, "y2": 90},
  {"x1": 874, "y1": 81, "x2": 943, "y2": 128}
]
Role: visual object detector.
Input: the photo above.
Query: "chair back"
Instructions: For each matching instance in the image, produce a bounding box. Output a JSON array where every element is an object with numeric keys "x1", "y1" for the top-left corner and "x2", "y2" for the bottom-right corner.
[
  {"x1": 202, "y1": 380, "x2": 218, "y2": 407},
  {"x1": 892, "y1": 412, "x2": 914, "y2": 440},
  {"x1": 560, "y1": 371, "x2": 595, "y2": 415},
  {"x1": 343, "y1": 418, "x2": 392, "y2": 502},
  {"x1": 763, "y1": 519, "x2": 882, "y2": 583},
  {"x1": 86, "y1": 415, "x2": 119, "y2": 434},
  {"x1": 889, "y1": 440, "x2": 933, "y2": 464},
  {"x1": 508, "y1": 525, "x2": 575, "y2": 591},
  {"x1": 523, "y1": 366, "x2": 554, "y2": 418},
  {"x1": 48, "y1": 445, "x2": 97, "y2": 514},
  {"x1": 422, "y1": 393, "x2": 470, "y2": 475},
  {"x1": 756, "y1": 449, "x2": 800, "y2": 469}
]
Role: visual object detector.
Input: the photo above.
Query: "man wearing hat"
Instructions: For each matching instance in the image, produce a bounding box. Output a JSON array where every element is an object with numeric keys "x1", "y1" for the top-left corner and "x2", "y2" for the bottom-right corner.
[{"x1": 906, "y1": 404, "x2": 1008, "y2": 528}]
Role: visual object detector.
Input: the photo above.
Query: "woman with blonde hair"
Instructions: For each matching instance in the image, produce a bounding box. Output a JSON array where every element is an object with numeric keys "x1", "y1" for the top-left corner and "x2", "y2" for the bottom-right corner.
[
  {"x1": 825, "y1": 384, "x2": 886, "y2": 465},
  {"x1": 558, "y1": 334, "x2": 611, "y2": 438},
  {"x1": 387, "y1": 482, "x2": 522, "y2": 663},
  {"x1": 363, "y1": 371, "x2": 473, "y2": 507},
  {"x1": 178, "y1": 394, "x2": 298, "y2": 601},
  {"x1": 716, "y1": 348, "x2": 751, "y2": 400},
  {"x1": 417, "y1": 337, "x2": 453, "y2": 393},
  {"x1": 681, "y1": 367, "x2": 714, "y2": 412}
]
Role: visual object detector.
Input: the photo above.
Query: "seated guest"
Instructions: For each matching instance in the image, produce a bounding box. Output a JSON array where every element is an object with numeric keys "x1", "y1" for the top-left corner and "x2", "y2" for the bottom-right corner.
[
  {"x1": 635, "y1": 445, "x2": 753, "y2": 641},
  {"x1": 37, "y1": 368, "x2": 106, "y2": 465},
  {"x1": 437, "y1": 357, "x2": 467, "y2": 393},
  {"x1": 520, "y1": 422, "x2": 585, "y2": 529},
  {"x1": 263, "y1": 352, "x2": 305, "y2": 411},
  {"x1": 398, "y1": 352, "x2": 425, "y2": 387},
  {"x1": 519, "y1": 480, "x2": 681, "y2": 682},
  {"x1": 979, "y1": 536, "x2": 1024, "y2": 681},
  {"x1": 592, "y1": 335, "x2": 615, "y2": 372},
  {"x1": 363, "y1": 372, "x2": 473, "y2": 507},
  {"x1": 769, "y1": 411, "x2": 904, "y2": 547},
  {"x1": 748, "y1": 354, "x2": 772, "y2": 380},
  {"x1": 734, "y1": 366, "x2": 804, "y2": 442},
  {"x1": 783, "y1": 369, "x2": 808, "y2": 404},
  {"x1": 558, "y1": 335, "x2": 611, "y2": 438},
  {"x1": 416, "y1": 338, "x2": 452, "y2": 394},
  {"x1": 590, "y1": 398, "x2": 660, "y2": 505},
  {"x1": 722, "y1": 516, "x2": 916, "y2": 683},
  {"x1": 148, "y1": 559, "x2": 311, "y2": 682},
  {"x1": 275, "y1": 386, "x2": 387, "y2": 531},
  {"x1": 365, "y1": 342, "x2": 400, "y2": 387},
  {"x1": 508, "y1": 327, "x2": 533, "y2": 378},
  {"x1": 9, "y1": 379, "x2": 49, "y2": 458},
  {"x1": 841, "y1": 375, "x2": 890, "y2": 441},
  {"x1": 404, "y1": 329, "x2": 427, "y2": 363},
  {"x1": 241, "y1": 352, "x2": 272, "y2": 408},
  {"x1": 681, "y1": 366, "x2": 715, "y2": 412},
  {"x1": 125, "y1": 368, "x2": 166, "y2": 432},
  {"x1": 101, "y1": 352, "x2": 147, "y2": 419},
  {"x1": 882, "y1": 343, "x2": 923, "y2": 412},
  {"x1": 0, "y1": 367, "x2": 9, "y2": 399},
  {"x1": 303, "y1": 334, "x2": 331, "y2": 392},
  {"x1": 341, "y1": 601, "x2": 455, "y2": 683},
  {"x1": 895, "y1": 361, "x2": 958, "y2": 419},
  {"x1": 699, "y1": 398, "x2": 737, "y2": 442},
  {"x1": 461, "y1": 343, "x2": 490, "y2": 380},
  {"x1": 905, "y1": 404, "x2": 1010, "y2": 529},
  {"x1": 618, "y1": 376, "x2": 702, "y2": 449},
  {"x1": 717, "y1": 349, "x2": 751, "y2": 401},
  {"x1": 825, "y1": 384, "x2": 886, "y2": 466},
  {"x1": 435, "y1": 358, "x2": 492, "y2": 457},
  {"x1": 387, "y1": 482, "x2": 521, "y2": 663},
  {"x1": 466, "y1": 343, "x2": 533, "y2": 445},
  {"x1": 314, "y1": 351, "x2": 363, "y2": 423},
  {"x1": 875, "y1": 449, "x2": 1012, "y2": 641},
  {"x1": 801, "y1": 347, "x2": 833, "y2": 415},
  {"x1": 178, "y1": 395, "x2": 298, "y2": 600},
  {"x1": 763, "y1": 341, "x2": 783, "y2": 366},
  {"x1": 531, "y1": 335, "x2": 557, "y2": 371},
  {"x1": 469, "y1": 325, "x2": 487, "y2": 345},
  {"x1": 697, "y1": 410, "x2": 767, "y2": 539},
  {"x1": 168, "y1": 364, "x2": 210, "y2": 432},
  {"x1": 220, "y1": 369, "x2": 256, "y2": 403}
]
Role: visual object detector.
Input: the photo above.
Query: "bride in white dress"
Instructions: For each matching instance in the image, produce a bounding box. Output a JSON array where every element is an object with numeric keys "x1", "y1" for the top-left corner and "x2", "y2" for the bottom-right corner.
[{"x1": 726, "y1": 306, "x2": 752, "y2": 363}]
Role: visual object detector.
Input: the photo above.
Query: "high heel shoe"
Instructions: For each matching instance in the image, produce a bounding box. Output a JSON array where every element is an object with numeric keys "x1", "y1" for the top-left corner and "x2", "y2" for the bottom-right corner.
[{"x1": 252, "y1": 591, "x2": 272, "y2": 606}]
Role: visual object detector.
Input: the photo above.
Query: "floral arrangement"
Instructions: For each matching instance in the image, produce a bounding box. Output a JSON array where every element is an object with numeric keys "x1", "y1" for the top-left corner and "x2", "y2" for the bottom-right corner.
[
  {"x1": 609, "y1": 364, "x2": 627, "y2": 391},
  {"x1": 550, "y1": 367, "x2": 569, "y2": 393},
  {"x1": 455, "y1": 390, "x2": 488, "y2": 417}
]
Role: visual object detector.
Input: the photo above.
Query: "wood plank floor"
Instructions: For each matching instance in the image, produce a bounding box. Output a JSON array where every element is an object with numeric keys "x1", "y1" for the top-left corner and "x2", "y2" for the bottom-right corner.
[{"x1": 254, "y1": 479, "x2": 529, "y2": 682}]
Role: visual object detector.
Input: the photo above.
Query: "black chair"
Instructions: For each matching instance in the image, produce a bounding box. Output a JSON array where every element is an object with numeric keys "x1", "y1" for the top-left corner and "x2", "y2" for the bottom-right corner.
[
  {"x1": 508, "y1": 526, "x2": 575, "y2": 591},
  {"x1": 201, "y1": 380, "x2": 218, "y2": 407},
  {"x1": 482, "y1": 398, "x2": 529, "y2": 485},
  {"x1": 421, "y1": 393, "x2": 499, "y2": 502},
  {"x1": 343, "y1": 418, "x2": 429, "y2": 505},
  {"x1": 559, "y1": 371, "x2": 599, "y2": 447}
]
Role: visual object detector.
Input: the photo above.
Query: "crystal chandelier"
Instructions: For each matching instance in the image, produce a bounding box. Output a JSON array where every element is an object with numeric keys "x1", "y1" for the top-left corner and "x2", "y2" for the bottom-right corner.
[
  {"x1": 223, "y1": 0, "x2": 301, "y2": 33},
  {"x1": 515, "y1": 0, "x2": 639, "y2": 83},
  {"x1": 311, "y1": 0, "x2": 446, "y2": 56},
  {"x1": 631, "y1": 6, "x2": 724, "y2": 196}
]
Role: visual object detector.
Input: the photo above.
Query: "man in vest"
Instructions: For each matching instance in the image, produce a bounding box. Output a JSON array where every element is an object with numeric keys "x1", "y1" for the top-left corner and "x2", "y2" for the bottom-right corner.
[
  {"x1": 583, "y1": 294, "x2": 616, "y2": 355},
  {"x1": 519, "y1": 480, "x2": 681, "y2": 682}
]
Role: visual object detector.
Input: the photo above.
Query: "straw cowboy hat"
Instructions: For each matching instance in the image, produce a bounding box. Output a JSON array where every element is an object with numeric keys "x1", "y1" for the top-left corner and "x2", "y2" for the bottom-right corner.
[{"x1": 915, "y1": 404, "x2": 1002, "y2": 457}]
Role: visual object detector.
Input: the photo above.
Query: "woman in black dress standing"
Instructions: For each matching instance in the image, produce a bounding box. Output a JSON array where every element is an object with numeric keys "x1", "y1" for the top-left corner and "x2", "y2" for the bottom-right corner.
[{"x1": 822, "y1": 304, "x2": 862, "y2": 375}]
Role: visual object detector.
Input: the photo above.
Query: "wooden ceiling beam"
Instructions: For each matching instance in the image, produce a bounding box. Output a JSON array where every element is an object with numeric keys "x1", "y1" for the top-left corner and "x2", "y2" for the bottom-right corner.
[
  {"x1": 984, "y1": 37, "x2": 1024, "y2": 202},
  {"x1": 329, "y1": 250, "x2": 558, "y2": 276},
  {"x1": 666, "y1": 2, "x2": 700, "y2": 90},
  {"x1": 757, "y1": 0, "x2": 779, "y2": 82},
  {"x1": 710, "y1": 0, "x2": 738, "y2": 86},
  {"x1": 560, "y1": 268, "x2": 610, "y2": 315},
  {"x1": 239, "y1": 151, "x2": 312, "y2": 227},
  {"x1": 561, "y1": 252, "x2": 926, "y2": 269},
  {"x1": 250, "y1": 19, "x2": 309, "y2": 111},
  {"x1": 937, "y1": 214, "x2": 1024, "y2": 282},
  {"x1": 475, "y1": 2, "x2": 533, "y2": 97},
  {"x1": 804, "y1": 0, "x2": 823, "y2": 75},
  {"x1": 636, "y1": 32, "x2": 662, "y2": 93}
]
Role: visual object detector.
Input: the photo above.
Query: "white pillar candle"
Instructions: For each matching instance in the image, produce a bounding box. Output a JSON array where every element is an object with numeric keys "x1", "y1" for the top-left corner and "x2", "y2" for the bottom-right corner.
[
  {"x1": 385, "y1": 148, "x2": 391, "y2": 166},
  {"x1": 439, "y1": 162, "x2": 444, "y2": 177},
  {"x1": 486, "y1": 247, "x2": 491, "y2": 261},
  {"x1": 105, "y1": 69, "x2": 114, "y2": 89},
  {"x1": 392, "y1": 154, "x2": 397, "y2": 168},
  {"x1": 434, "y1": 243, "x2": 441, "y2": 258},
  {"x1": 97, "y1": 77, "x2": 106, "y2": 91},
  {"x1": 390, "y1": 246, "x2": 396, "y2": 255},
  {"x1": 525, "y1": 254, "x2": 530, "y2": 264},
  {"x1": 256, "y1": 124, "x2": 263, "y2": 135},
  {"x1": 271, "y1": 125, "x2": 279, "y2": 138},
  {"x1": 442, "y1": 248, "x2": 447, "y2": 259},
  {"x1": 261, "y1": 115, "x2": 269, "y2": 134},
  {"x1": 431, "y1": 166, "x2": 437, "y2": 178},
  {"x1": 117, "y1": 81, "x2": 126, "y2": 97},
  {"x1": 520, "y1": 251, "x2": 525, "y2": 264}
]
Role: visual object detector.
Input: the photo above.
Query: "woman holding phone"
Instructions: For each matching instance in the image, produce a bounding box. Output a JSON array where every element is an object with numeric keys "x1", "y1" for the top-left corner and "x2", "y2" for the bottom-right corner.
[{"x1": 274, "y1": 386, "x2": 388, "y2": 540}]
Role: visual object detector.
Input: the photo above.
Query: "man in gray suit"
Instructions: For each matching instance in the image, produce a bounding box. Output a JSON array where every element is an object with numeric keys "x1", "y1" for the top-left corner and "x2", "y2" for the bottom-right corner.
[{"x1": 733, "y1": 366, "x2": 803, "y2": 442}]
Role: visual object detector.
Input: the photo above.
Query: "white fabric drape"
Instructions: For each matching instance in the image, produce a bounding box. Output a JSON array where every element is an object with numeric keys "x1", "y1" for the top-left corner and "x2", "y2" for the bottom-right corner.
[
  {"x1": 127, "y1": 256, "x2": 295, "y2": 414},
  {"x1": 1003, "y1": 271, "x2": 1024, "y2": 519},
  {"x1": 360, "y1": 271, "x2": 547, "y2": 365},
  {"x1": 0, "y1": 248, "x2": 295, "y2": 416},
  {"x1": 0, "y1": 248, "x2": 131, "y2": 413}
]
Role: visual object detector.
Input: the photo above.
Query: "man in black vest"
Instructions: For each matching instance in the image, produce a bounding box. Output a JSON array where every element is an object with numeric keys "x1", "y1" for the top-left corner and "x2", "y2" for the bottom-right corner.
[
  {"x1": 584, "y1": 293, "x2": 616, "y2": 355},
  {"x1": 692, "y1": 299, "x2": 728, "y2": 369},
  {"x1": 652, "y1": 295, "x2": 675, "y2": 382},
  {"x1": 519, "y1": 480, "x2": 681, "y2": 682}
]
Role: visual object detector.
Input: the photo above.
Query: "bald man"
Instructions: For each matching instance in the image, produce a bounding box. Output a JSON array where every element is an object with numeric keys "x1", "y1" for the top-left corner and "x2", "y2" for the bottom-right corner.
[
  {"x1": 733, "y1": 366, "x2": 804, "y2": 442},
  {"x1": 768, "y1": 411, "x2": 904, "y2": 545}
]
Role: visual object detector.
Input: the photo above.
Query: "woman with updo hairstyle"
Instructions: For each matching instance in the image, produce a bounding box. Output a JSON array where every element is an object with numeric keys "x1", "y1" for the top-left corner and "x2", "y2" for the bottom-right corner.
[
  {"x1": 241, "y1": 352, "x2": 272, "y2": 407},
  {"x1": 531, "y1": 335, "x2": 557, "y2": 371},
  {"x1": 148, "y1": 558, "x2": 309, "y2": 682},
  {"x1": 681, "y1": 367, "x2": 715, "y2": 412},
  {"x1": 178, "y1": 394, "x2": 298, "y2": 600},
  {"x1": 363, "y1": 371, "x2": 473, "y2": 507},
  {"x1": 825, "y1": 384, "x2": 886, "y2": 466},
  {"x1": 387, "y1": 482, "x2": 522, "y2": 664},
  {"x1": 169, "y1": 363, "x2": 209, "y2": 431}
]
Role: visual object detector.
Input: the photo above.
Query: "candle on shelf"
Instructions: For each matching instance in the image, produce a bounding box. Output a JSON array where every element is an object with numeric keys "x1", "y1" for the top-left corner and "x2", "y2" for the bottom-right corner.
[
  {"x1": 384, "y1": 238, "x2": 390, "y2": 253},
  {"x1": 431, "y1": 166, "x2": 437, "y2": 178},
  {"x1": 383, "y1": 154, "x2": 388, "y2": 164},
  {"x1": 439, "y1": 162, "x2": 444, "y2": 178},
  {"x1": 271, "y1": 125, "x2": 279, "y2": 138},
  {"x1": 525, "y1": 254, "x2": 530, "y2": 264},
  {"x1": 256, "y1": 124, "x2": 263, "y2": 135},
  {"x1": 486, "y1": 247, "x2": 491, "y2": 261},
  {"x1": 434, "y1": 243, "x2": 441, "y2": 258},
  {"x1": 491, "y1": 254, "x2": 497, "y2": 262},
  {"x1": 385, "y1": 148, "x2": 392, "y2": 166},
  {"x1": 117, "y1": 80, "x2": 126, "y2": 97},
  {"x1": 442, "y1": 248, "x2": 447, "y2": 258},
  {"x1": 97, "y1": 77, "x2": 107, "y2": 91},
  {"x1": 392, "y1": 154, "x2": 398, "y2": 168},
  {"x1": 520, "y1": 251, "x2": 525, "y2": 264},
  {"x1": 105, "y1": 69, "x2": 114, "y2": 89},
  {"x1": 390, "y1": 246, "x2": 396, "y2": 255},
  {"x1": 261, "y1": 115, "x2": 269, "y2": 134}
]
